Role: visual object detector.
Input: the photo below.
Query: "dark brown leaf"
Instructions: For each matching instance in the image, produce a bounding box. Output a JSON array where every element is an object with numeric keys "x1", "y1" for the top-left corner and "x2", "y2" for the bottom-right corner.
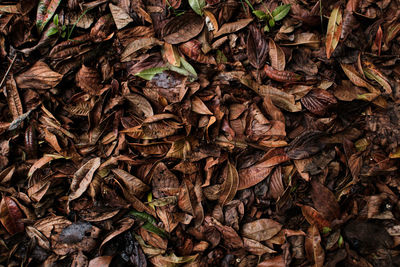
[
  {"x1": 247, "y1": 25, "x2": 268, "y2": 69},
  {"x1": 162, "y1": 12, "x2": 204, "y2": 44}
]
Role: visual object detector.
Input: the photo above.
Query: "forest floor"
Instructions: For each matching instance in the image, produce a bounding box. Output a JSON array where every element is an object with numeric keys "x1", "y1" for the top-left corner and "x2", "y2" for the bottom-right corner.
[{"x1": 0, "y1": 0, "x2": 400, "y2": 266}]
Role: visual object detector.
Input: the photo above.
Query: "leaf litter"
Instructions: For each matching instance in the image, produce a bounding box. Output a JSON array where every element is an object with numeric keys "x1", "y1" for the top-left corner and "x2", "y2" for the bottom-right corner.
[{"x1": 0, "y1": 0, "x2": 399, "y2": 266}]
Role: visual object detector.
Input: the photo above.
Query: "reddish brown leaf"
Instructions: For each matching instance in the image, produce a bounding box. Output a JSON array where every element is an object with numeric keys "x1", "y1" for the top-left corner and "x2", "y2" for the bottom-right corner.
[
  {"x1": 247, "y1": 25, "x2": 268, "y2": 69},
  {"x1": 301, "y1": 89, "x2": 337, "y2": 116},
  {"x1": 0, "y1": 196, "x2": 24, "y2": 235},
  {"x1": 264, "y1": 65, "x2": 303, "y2": 83}
]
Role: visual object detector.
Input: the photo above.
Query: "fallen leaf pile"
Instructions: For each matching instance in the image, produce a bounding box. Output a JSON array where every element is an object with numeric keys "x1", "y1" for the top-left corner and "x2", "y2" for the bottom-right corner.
[{"x1": 0, "y1": 0, "x2": 400, "y2": 266}]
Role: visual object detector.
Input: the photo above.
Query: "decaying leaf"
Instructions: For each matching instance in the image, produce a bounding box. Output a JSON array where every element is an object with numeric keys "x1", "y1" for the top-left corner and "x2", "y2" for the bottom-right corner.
[
  {"x1": 242, "y1": 219, "x2": 282, "y2": 241},
  {"x1": 305, "y1": 225, "x2": 325, "y2": 267},
  {"x1": 219, "y1": 161, "x2": 239, "y2": 206},
  {"x1": 162, "y1": 12, "x2": 204, "y2": 44},
  {"x1": 15, "y1": 61, "x2": 63, "y2": 89},
  {"x1": 69, "y1": 157, "x2": 101, "y2": 202},
  {"x1": 326, "y1": 6, "x2": 342, "y2": 59}
]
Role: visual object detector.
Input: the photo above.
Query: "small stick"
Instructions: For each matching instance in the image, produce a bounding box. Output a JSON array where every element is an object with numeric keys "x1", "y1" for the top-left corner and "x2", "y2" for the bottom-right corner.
[{"x1": 0, "y1": 54, "x2": 17, "y2": 89}]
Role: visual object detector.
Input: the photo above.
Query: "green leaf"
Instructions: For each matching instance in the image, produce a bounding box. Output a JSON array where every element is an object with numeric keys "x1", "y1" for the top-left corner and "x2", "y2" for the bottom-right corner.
[
  {"x1": 36, "y1": 0, "x2": 62, "y2": 33},
  {"x1": 253, "y1": 10, "x2": 268, "y2": 20},
  {"x1": 188, "y1": 0, "x2": 205, "y2": 16},
  {"x1": 53, "y1": 14, "x2": 59, "y2": 26},
  {"x1": 264, "y1": 24, "x2": 270, "y2": 32},
  {"x1": 61, "y1": 25, "x2": 66, "y2": 31},
  {"x1": 46, "y1": 27, "x2": 59, "y2": 37},
  {"x1": 61, "y1": 31, "x2": 66, "y2": 38},
  {"x1": 129, "y1": 210, "x2": 157, "y2": 224},
  {"x1": 338, "y1": 235, "x2": 344, "y2": 247},
  {"x1": 142, "y1": 222, "x2": 168, "y2": 239},
  {"x1": 135, "y1": 67, "x2": 167, "y2": 80},
  {"x1": 272, "y1": 4, "x2": 291, "y2": 21},
  {"x1": 322, "y1": 227, "x2": 332, "y2": 234},
  {"x1": 180, "y1": 56, "x2": 197, "y2": 78},
  {"x1": 269, "y1": 18, "x2": 275, "y2": 27},
  {"x1": 244, "y1": 0, "x2": 254, "y2": 11},
  {"x1": 216, "y1": 50, "x2": 227, "y2": 64}
]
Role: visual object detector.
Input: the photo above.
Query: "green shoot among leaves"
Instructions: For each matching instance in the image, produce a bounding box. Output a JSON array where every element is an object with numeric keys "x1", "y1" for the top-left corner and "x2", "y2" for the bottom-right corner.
[{"x1": 253, "y1": 4, "x2": 291, "y2": 32}]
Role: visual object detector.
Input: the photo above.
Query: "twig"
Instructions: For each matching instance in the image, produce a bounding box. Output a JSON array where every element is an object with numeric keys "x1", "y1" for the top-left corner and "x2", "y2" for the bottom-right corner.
[{"x1": 0, "y1": 54, "x2": 17, "y2": 89}]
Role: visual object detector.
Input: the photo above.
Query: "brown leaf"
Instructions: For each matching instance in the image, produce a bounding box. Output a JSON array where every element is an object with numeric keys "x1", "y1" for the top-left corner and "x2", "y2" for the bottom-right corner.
[
  {"x1": 257, "y1": 255, "x2": 285, "y2": 267},
  {"x1": 305, "y1": 225, "x2": 325, "y2": 267},
  {"x1": 69, "y1": 157, "x2": 101, "y2": 202},
  {"x1": 162, "y1": 12, "x2": 204, "y2": 44},
  {"x1": 111, "y1": 169, "x2": 150, "y2": 199},
  {"x1": 286, "y1": 131, "x2": 325, "y2": 160},
  {"x1": 76, "y1": 65, "x2": 102, "y2": 94},
  {"x1": 301, "y1": 89, "x2": 337, "y2": 116},
  {"x1": 163, "y1": 43, "x2": 180, "y2": 67},
  {"x1": 311, "y1": 179, "x2": 340, "y2": 222},
  {"x1": 247, "y1": 25, "x2": 268, "y2": 69},
  {"x1": 243, "y1": 237, "x2": 276, "y2": 255},
  {"x1": 0, "y1": 196, "x2": 24, "y2": 235},
  {"x1": 100, "y1": 217, "x2": 135, "y2": 252},
  {"x1": 301, "y1": 205, "x2": 331, "y2": 230},
  {"x1": 340, "y1": 63, "x2": 379, "y2": 94},
  {"x1": 109, "y1": 3, "x2": 133, "y2": 30},
  {"x1": 191, "y1": 96, "x2": 213, "y2": 115},
  {"x1": 15, "y1": 61, "x2": 63, "y2": 89},
  {"x1": 88, "y1": 256, "x2": 113, "y2": 267},
  {"x1": 5, "y1": 75, "x2": 23, "y2": 120},
  {"x1": 268, "y1": 39, "x2": 285, "y2": 71},
  {"x1": 242, "y1": 219, "x2": 282, "y2": 241},
  {"x1": 179, "y1": 40, "x2": 216, "y2": 65},
  {"x1": 219, "y1": 161, "x2": 239, "y2": 206},
  {"x1": 121, "y1": 37, "x2": 162, "y2": 62},
  {"x1": 214, "y1": 18, "x2": 253, "y2": 38}
]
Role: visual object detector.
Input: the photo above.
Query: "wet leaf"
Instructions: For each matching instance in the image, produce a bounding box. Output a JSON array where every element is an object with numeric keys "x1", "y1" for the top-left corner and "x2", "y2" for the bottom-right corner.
[
  {"x1": 0, "y1": 196, "x2": 24, "y2": 235},
  {"x1": 325, "y1": 6, "x2": 342, "y2": 59}
]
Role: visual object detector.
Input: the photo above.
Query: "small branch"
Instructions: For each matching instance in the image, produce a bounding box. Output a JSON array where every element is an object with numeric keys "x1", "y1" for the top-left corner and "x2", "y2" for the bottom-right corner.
[{"x1": 0, "y1": 54, "x2": 17, "y2": 89}]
